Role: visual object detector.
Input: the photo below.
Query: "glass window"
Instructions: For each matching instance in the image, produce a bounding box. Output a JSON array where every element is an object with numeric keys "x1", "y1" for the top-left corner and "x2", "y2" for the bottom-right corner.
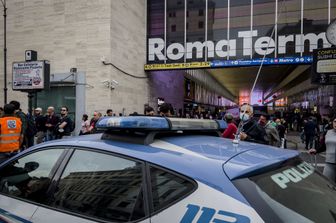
[
  {"x1": 332, "y1": 1, "x2": 336, "y2": 21},
  {"x1": 277, "y1": 0, "x2": 301, "y2": 56},
  {"x1": 37, "y1": 85, "x2": 76, "y2": 122},
  {"x1": 150, "y1": 166, "x2": 196, "y2": 212},
  {"x1": 186, "y1": 0, "x2": 206, "y2": 62},
  {"x1": 50, "y1": 150, "x2": 146, "y2": 222},
  {"x1": 253, "y1": 0, "x2": 276, "y2": 58},
  {"x1": 302, "y1": 0, "x2": 329, "y2": 55},
  {"x1": 234, "y1": 158, "x2": 336, "y2": 223},
  {"x1": 167, "y1": 0, "x2": 186, "y2": 63},
  {"x1": 147, "y1": 0, "x2": 165, "y2": 64},
  {"x1": 0, "y1": 149, "x2": 64, "y2": 203},
  {"x1": 208, "y1": 0, "x2": 229, "y2": 61},
  {"x1": 230, "y1": 0, "x2": 251, "y2": 59}
]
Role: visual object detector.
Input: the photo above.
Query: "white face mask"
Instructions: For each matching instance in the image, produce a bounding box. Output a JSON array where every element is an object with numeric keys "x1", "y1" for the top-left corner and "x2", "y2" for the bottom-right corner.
[{"x1": 240, "y1": 113, "x2": 250, "y2": 122}]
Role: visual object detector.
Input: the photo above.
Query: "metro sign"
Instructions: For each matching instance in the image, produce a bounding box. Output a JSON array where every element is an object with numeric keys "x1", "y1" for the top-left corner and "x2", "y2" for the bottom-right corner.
[{"x1": 148, "y1": 30, "x2": 330, "y2": 62}]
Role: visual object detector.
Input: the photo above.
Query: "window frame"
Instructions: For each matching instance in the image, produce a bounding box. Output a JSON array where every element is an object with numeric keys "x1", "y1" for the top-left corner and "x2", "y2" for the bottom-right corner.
[
  {"x1": 45, "y1": 147, "x2": 151, "y2": 223},
  {"x1": 145, "y1": 163, "x2": 198, "y2": 216},
  {"x1": 0, "y1": 146, "x2": 71, "y2": 205}
]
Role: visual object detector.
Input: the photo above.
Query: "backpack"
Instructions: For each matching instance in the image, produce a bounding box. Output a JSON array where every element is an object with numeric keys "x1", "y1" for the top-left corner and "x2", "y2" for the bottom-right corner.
[{"x1": 26, "y1": 114, "x2": 37, "y2": 137}]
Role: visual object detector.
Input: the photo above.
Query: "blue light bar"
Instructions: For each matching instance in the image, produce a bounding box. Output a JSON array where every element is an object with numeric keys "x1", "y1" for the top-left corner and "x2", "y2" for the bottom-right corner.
[
  {"x1": 96, "y1": 117, "x2": 227, "y2": 131},
  {"x1": 168, "y1": 118, "x2": 221, "y2": 131},
  {"x1": 216, "y1": 120, "x2": 228, "y2": 130},
  {"x1": 96, "y1": 116, "x2": 170, "y2": 130}
]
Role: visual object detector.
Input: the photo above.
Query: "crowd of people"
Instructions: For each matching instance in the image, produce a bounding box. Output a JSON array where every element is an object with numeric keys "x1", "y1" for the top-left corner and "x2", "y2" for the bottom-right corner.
[{"x1": 0, "y1": 101, "x2": 335, "y2": 182}]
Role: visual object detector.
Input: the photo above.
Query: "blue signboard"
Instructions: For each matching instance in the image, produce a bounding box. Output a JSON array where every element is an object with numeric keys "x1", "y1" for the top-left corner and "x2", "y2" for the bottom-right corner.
[{"x1": 210, "y1": 56, "x2": 313, "y2": 68}]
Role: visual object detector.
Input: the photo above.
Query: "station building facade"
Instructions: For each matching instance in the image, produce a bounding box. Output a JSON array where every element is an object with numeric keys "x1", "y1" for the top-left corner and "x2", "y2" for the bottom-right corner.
[{"x1": 146, "y1": 0, "x2": 336, "y2": 116}]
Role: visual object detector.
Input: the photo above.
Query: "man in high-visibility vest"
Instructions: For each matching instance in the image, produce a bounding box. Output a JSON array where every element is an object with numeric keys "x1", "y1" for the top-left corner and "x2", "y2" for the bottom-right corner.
[{"x1": 0, "y1": 104, "x2": 23, "y2": 163}]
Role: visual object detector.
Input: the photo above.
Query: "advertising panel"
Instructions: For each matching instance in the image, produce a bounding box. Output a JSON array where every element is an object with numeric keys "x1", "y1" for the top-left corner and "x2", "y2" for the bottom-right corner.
[
  {"x1": 12, "y1": 61, "x2": 49, "y2": 91},
  {"x1": 312, "y1": 48, "x2": 336, "y2": 85}
]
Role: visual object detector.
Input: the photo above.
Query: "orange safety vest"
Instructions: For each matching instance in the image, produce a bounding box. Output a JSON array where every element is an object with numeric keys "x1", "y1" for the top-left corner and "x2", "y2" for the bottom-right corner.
[{"x1": 0, "y1": 116, "x2": 22, "y2": 152}]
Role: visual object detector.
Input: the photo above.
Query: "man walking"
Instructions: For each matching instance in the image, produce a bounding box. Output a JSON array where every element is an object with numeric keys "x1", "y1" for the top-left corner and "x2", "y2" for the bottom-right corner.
[
  {"x1": 0, "y1": 104, "x2": 23, "y2": 163},
  {"x1": 304, "y1": 116, "x2": 318, "y2": 150}
]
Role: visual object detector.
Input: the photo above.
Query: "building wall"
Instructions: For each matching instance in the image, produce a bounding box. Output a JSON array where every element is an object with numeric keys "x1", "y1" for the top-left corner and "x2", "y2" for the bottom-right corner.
[{"x1": 0, "y1": 0, "x2": 148, "y2": 115}]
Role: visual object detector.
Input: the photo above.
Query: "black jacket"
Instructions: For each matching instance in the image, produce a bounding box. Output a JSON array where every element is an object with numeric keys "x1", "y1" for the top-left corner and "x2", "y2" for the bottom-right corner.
[{"x1": 241, "y1": 119, "x2": 269, "y2": 145}]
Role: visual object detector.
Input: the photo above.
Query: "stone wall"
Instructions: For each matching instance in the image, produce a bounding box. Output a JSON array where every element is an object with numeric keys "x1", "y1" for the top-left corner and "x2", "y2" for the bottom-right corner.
[{"x1": 0, "y1": 0, "x2": 148, "y2": 115}]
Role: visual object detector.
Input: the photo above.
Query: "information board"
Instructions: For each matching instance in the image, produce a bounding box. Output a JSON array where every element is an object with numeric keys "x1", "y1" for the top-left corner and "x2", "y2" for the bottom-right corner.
[
  {"x1": 12, "y1": 61, "x2": 50, "y2": 91},
  {"x1": 312, "y1": 48, "x2": 336, "y2": 85}
]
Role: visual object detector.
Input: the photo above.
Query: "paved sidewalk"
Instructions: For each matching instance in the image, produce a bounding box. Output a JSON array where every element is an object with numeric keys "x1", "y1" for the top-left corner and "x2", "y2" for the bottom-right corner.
[{"x1": 286, "y1": 131, "x2": 305, "y2": 151}]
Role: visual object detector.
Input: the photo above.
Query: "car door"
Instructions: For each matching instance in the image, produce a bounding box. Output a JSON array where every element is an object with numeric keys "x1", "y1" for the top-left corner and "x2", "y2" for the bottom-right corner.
[
  {"x1": 0, "y1": 148, "x2": 66, "y2": 222},
  {"x1": 31, "y1": 148, "x2": 151, "y2": 223}
]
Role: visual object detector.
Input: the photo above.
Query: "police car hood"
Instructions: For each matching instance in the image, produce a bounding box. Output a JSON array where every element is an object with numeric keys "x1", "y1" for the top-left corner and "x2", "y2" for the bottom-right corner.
[{"x1": 160, "y1": 135, "x2": 299, "y2": 180}]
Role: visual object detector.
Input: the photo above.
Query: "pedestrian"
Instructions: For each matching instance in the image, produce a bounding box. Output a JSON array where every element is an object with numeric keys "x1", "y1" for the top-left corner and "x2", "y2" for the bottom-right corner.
[
  {"x1": 159, "y1": 103, "x2": 174, "y2": 117},
  {"x1": 0, "y1": 104, "x2": 23, "y2": 163},
  {"x1": 80, "y1": 114, "x2": 90, "y2": 135},
  {"x1": 106, "y1": 109, "x2": 113, "y2": 117},
  {"x1": 238, "y1": 104, "x2": 268, "y2": 145},
  {"x1": 34, "y1": 107, "x2": 46, "y2": 144},
  {"x1": 259, "y1": 114, "x2": 280, "y2": 147},
  {"x1": 304, "y1": 116, "x2": 318, "y2": 150},
  {"x1": 88, "y1": 112, "x2": 102, "y2": 134},
  {"x1": 45, "y1": 106, "x2": 59, "y2": 141},
  {"x1": 9, "y1": 101, "x2": 27, "y2": 149},
  {"x1": 309, "y1": 116, "x2": 336, "y2": 183},
  {"x1": 276, "y1": 118, "x2": 287, "y2": 148},
  {"x1": 55, "y1": 106, "x2": 73, "y2": 139},
  {"x1": 145, "y1": 106, "x2": 155, "y2": 116},
  {"x1": 222, "y1": 113, "x2": 237, "y2": 140}
]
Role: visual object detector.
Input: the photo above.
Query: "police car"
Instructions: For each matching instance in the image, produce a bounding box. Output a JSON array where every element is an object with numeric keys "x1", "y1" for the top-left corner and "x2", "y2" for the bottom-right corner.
[{"x1": 0, "y1": 116, "x2": 335, "y2": 223}]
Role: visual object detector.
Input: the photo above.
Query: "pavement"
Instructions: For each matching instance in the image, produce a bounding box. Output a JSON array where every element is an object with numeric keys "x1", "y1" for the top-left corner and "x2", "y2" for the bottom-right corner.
[{"x1": 286, "y1": 131, "x2": 326, "y2": 172}]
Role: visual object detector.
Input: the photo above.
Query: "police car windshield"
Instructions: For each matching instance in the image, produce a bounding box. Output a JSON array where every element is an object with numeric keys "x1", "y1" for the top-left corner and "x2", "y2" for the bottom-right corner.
[{"x1": 234, "y1": 158, "x2": 336, "y2": 223}]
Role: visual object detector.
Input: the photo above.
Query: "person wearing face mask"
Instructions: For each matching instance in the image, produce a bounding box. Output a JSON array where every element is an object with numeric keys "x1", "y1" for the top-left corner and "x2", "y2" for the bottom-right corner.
[
  {"x1": 309, "y1": 116, "x2": 336, "y2": 183},
  {"x1": 238, "y1": 104, "x2": 268, "y2": 145}
]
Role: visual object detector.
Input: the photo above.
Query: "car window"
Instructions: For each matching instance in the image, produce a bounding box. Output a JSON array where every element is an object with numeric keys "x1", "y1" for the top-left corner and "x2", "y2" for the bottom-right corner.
[
  {"x1": 50, "y1": 149, "x2": 146, "y2": 222},
  {"x1": 150, "y1": 166, "x2": 196, "y2": 212},
  {"x1": 0, "y1": 149, "x2": 64, "y2": 203}
]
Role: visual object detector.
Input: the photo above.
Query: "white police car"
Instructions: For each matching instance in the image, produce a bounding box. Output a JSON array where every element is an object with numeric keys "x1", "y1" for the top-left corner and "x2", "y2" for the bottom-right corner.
[{"x1": 0, "y1": 116, "x2": 335, "y2": 223}]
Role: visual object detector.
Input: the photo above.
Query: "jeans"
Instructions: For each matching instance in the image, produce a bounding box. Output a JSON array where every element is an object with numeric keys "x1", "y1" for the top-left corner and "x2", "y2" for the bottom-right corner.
[
  {"x1": 305, "y1": 134, "x2": 314, "y2": 150},
  {"x1": 45, "y1": 130, "x2": 56, "y2": 142}
]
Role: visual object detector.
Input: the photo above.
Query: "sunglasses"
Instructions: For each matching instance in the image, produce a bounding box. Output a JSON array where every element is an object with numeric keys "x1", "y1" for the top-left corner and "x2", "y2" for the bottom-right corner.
[{"x1": 61, "y1": 109, "x2": 67, "y2": 111}]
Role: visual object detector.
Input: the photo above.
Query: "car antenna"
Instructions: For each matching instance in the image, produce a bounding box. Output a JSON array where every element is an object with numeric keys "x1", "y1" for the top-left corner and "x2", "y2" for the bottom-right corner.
[{"x1": 232, "y1": 0, "x2": 285, "y2": 145}]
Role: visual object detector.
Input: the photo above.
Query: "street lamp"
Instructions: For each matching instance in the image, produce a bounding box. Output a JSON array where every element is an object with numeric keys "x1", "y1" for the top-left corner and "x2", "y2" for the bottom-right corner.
[{"x1": 0, "y1": 0, "x2": 6, "y2": 104}]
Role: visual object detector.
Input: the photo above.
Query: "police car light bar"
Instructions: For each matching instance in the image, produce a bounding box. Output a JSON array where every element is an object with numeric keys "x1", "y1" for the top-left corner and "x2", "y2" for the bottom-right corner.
[
  {"x1": 169, "y1": 118, "x2": 223, "y2": 131},
  {"x1": 96, "y1": 116, "x2": 170, "y2": 130},
  {"x1": 96, "y1": 116, "x2": 225, "y2": 131}
]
